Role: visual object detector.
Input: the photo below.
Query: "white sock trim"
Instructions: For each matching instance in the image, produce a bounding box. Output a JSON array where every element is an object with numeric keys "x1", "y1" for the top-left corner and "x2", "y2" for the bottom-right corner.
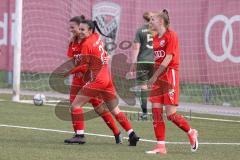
[
  {"x1": 127, "y1": 129, "x2": 134, "y2": 136},
  {"x1": 76, "y1": 130, "x2": 84, "y2": 135},
  {"x1": 157, "y1": 141, "x2": 165, "y2": 144}
]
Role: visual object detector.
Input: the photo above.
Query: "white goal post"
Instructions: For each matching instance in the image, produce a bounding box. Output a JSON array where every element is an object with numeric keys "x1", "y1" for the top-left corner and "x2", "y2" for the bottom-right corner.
[{"x1": 12, "y1": 0, "x2": 23, "y2": 102}]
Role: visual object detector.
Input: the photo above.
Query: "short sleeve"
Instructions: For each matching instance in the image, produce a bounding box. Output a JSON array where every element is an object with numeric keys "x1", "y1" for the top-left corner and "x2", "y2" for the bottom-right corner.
[{"x1": 165, "y1": 32, "x2": 178, "y2": 56}]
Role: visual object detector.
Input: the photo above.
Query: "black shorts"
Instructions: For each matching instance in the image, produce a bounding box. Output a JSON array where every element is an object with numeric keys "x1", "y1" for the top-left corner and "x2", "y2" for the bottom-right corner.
[{"x1": 136, "y1": 62, "x2": 154, "y2": 84}]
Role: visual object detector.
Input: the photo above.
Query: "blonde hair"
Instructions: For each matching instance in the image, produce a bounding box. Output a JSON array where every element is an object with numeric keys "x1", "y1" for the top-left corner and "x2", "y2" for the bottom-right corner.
[{"x1": 157, "y1": 9, "x2": 170, "y2": 28}]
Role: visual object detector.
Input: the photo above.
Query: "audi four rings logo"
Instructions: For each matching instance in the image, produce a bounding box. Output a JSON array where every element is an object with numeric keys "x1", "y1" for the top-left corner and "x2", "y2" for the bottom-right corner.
[
  {"x1": 154, "y1": 50, "x2": 166, "y2": 60},
  {"x1": 205, "y1": 15, "x2": 240, "y2": 63}
]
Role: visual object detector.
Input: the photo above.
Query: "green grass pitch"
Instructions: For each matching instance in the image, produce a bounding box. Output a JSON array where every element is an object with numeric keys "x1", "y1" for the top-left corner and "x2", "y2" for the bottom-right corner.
[{"x1": 0, "y1": 96, "x2": 240, "y2": 160}]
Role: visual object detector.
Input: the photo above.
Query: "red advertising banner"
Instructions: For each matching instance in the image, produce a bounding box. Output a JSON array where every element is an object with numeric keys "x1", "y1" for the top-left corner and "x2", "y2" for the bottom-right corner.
[{"x1": 0, "y1": 0, "x2": 239, "y2": 85}]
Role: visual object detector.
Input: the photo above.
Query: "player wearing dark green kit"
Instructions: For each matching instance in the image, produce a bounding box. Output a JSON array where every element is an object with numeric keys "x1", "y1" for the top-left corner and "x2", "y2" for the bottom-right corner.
[{"x1": 131, "y1": 12, "x2": 154, "y2": 120}]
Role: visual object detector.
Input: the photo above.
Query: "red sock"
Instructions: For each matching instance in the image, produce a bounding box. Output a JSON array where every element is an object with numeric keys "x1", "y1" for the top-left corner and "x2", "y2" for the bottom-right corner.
[
  {"x1": 101, "y1": 112, "x2": 120, "y2": 135},
  {"x1": 152, "y1": 108, "x2": 165, "y2": 141},
  {"x1": 71, "y1": 107, "x2": 84, "y2": 133},
  {"x1": 114, "y1": 112, "x2": 132, "y2": 132},
  {"x1": 167, "y1": 113, "x2": 190, "y2": 132}
]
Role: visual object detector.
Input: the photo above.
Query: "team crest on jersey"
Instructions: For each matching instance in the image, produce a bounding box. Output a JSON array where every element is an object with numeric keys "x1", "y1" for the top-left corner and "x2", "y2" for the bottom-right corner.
[{"x1": 160, "y1": 40, "x2": 166, "y2": 47}]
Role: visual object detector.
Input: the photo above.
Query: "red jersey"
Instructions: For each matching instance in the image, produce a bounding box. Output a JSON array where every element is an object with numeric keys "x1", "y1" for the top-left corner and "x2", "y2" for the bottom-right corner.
[
  {"x1": 78, "y1": 33, "x2": 109, "y2": 81},
  {"x1": 67, "y1": 41, "x2": 81, "y2": 58},
  {"x1": 153, "y1": 29, "x2": 180, "y2": 70},
  {"x1": 67, "y1": 41, "x2": 103, "y2": 106},
  {"x1": 67, "y1": 41, "x2": 88, "y2": 76}
]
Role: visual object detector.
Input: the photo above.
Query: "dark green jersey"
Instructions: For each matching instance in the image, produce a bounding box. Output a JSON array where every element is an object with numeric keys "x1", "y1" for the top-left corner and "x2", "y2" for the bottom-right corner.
[{"x1": 134, "y1": 24, "x2": 154, "y2": 62}]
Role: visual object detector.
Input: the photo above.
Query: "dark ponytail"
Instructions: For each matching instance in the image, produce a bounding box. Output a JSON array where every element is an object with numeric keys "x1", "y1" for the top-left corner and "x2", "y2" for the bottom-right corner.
[
  {"x1": 80, "y1": 19, "x2": 111, "y2": 38},
  {"x1": 93, "y1": 20, "x2": 111, "y2": 37}
]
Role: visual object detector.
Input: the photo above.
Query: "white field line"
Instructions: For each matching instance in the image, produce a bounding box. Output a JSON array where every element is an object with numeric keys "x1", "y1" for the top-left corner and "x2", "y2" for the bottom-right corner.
[
  {"x1": 0, "y1": 124, "x2": 240, "y2": 145},
  {"x1": 19, "y1": 100, "x2": 240, "y2": 123},
  {"x1": 184, "y1": 116, "x2": 240, "y2": 123}
]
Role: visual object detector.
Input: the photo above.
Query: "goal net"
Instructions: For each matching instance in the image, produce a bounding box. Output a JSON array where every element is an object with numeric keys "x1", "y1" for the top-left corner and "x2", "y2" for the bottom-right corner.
[{"x1": 0, "y1": 0, "x2": 240, "y2": 107}]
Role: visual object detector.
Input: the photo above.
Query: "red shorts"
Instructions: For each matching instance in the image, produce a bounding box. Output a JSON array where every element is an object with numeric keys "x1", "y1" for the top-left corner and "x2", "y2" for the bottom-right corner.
[
  {"x1": 80, "y1": 74, "x2": 117, "y2": 103},
  {"x1": 149, "y1": 68, "x2": 179, "y2": 106},
  {"x1": 70, "y1": 76, "x2": 103, "y2": 107}
]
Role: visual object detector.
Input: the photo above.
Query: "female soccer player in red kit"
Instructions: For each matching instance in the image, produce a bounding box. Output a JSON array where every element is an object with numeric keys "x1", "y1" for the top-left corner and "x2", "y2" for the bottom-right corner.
[
  {"x1": 65, "y1": 19, "x2": 140, "y2": 146},
  {"x1": 146, "y1": 9, "x2": 198, "y2": 154},
  {"x1": 64, "y1": 16, "x2": 122, "y2": 144}
]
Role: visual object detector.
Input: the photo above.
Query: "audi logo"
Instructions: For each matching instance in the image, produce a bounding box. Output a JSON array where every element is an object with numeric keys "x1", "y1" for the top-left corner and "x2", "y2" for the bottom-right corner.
[
  {"x1": 154, "y1": 50, "x2": 166, "y2": 60},
  {"x1": 205, "y1": 15, "x2": 240, "y2": 63}
]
